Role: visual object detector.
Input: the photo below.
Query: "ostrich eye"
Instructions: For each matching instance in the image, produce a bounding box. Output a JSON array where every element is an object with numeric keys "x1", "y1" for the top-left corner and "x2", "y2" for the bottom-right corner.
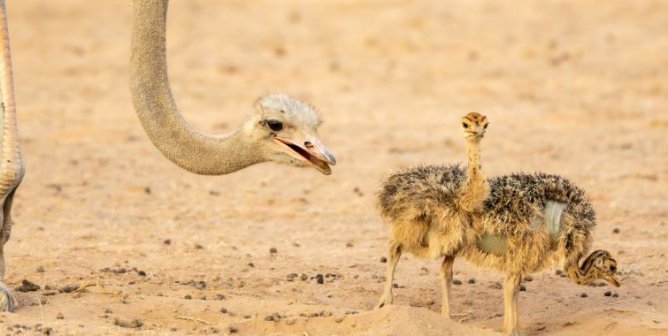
[
  {"x1": 462, "y1": 123, "x2": 469, "y2": 129},
  {"x1": 266, "y1": 120, "x2": 284, "y2": 132}
]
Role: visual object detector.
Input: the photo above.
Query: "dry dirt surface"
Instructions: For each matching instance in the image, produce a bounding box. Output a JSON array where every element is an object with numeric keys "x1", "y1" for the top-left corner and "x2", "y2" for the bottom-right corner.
[{"x1": 1, "y1": 0, "x2": 667, "y2": 335}]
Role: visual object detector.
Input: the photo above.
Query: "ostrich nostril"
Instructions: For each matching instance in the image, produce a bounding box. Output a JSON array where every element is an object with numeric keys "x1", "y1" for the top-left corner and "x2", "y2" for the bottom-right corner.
[{"x1": 304, "y1": 141, "x2": 313, "y2": 148}]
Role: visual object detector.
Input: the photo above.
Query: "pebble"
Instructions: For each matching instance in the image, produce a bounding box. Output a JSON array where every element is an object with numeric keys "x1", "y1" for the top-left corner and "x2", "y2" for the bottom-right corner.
[
  {"x1": 612, "y1": 293, "x2": 619, "y2": 298},
  {"x1": 56, "y1": 313, "x2": 64, "y2": 320},
  {"x1": 16, "y1": 279, "x2": 40, "y2": 292},
  {"x1": 468, "y1": 278, "x2": 476, "y2": 284},
  {"x1": 270, "y1": 247, "x2": 278, "y2": 254},
  {"x1": 300, "y1": 273, "x2": 308, "y2": 281},
  {"x1": 519, "y1": 285, "x2": 526, "y2": 291},
  {"x1": 215, "y1": 293, "x2": 226, "y2": 300},
  {"x1": 105, "y1": 308, "x2": 113, "y2": 314},
  {"x1": 612, "y1": 228, "x2": 620, "y2": 234},
  {"x1": 453, "y1": 279, "x2": 462, "y2": 285},
  {"x1": 316, "y1": 274, "x2": 324, "y2": 284},
  {"x1": 220, "y1": 307, "x2": 228, "y2": 314},
  {"x1": 114, "y1": 318, "x2": 143, "y2": 328},
  {"x1": 163, "y1": 239, "x2": 171, "y2": 245},
  {"x1": 60, "y1": 284, "x2": 80, "y2": 293},
  {"x1": 193, "y1": 281, "x2": 206, "y2": 290},
  {"x1": 184, "y1": 295, "x2": 192, "y2": 300},
  {"x1": 604, "y1": 291, "x2": 612, "y2": 297},
  {"x1": 523, "y1": 275, "x2": 533, "y2": 282},
  {"x1": 228, "y1": 325, "x2": 238, "y2": 333},
  {"x1": 580, "y1": 293, "x2": 588, "y2": 298},
  {"x1": 380, "y1": 257, "x2": 387, "y2": 263}
]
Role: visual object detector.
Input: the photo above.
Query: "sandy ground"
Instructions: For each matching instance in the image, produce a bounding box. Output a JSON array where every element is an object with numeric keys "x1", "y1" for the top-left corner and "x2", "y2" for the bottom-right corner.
[{"x1": 1, "y1": 0, "x2": 667, "y2": 335}]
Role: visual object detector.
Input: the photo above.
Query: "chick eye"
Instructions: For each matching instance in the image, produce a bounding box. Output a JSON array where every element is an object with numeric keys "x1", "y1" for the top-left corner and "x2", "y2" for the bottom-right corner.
[
  {"x1": 462, "y1": 123, "x2": 469, "y2": 129},
  {"x1": 609, "y1": 265, "x2": 616, "y2": 272},
  {"x1": 266, "y1": 120, "x2": 284, "y2": 132},
  {"x1": 483, "y1": 123, "x2": 489, "y2": 129}
]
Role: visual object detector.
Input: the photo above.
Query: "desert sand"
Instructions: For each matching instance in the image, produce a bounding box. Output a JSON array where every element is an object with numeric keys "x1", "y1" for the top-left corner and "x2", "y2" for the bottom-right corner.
[{"x1": 1, "y1": 0, "x2": 667, "y2": 335}]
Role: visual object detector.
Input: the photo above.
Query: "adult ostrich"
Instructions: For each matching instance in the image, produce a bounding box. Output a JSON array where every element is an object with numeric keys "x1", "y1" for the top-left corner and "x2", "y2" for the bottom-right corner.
[{"x1": 130, "y1": 0, "x2": 335, "y2": 175}]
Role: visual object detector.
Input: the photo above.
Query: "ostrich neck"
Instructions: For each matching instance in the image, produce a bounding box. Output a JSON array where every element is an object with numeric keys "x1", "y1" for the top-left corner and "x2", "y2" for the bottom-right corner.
[
  {"x1": 130, "y1": 0, "x2": 264, "y2": 175},
  {"x1": 565, "y1": 252, "x2": 597, "y2": 285},
  {"x1": 465, "y1": 138, "x2": 483, "y2": 182},
  {"x1": 0, "y1": 0, "x2": 23, "y2": 193},
  {"x1": 458, "y1": 137, "x2": 486, "y2": 211}
]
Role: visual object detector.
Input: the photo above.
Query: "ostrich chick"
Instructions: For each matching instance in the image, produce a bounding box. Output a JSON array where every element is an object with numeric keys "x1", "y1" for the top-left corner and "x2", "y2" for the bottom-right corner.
[{"x1": 375, "y1": 112, "x2": 489, "y2": 315}]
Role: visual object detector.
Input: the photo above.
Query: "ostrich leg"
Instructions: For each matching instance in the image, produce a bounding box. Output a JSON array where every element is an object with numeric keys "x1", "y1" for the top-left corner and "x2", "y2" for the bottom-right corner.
[
  {"x1": 0, "y1": 0, "x2": 25, "y2": 312},
  {"x1": 375, "y1": 241, "x2": 402, "y2": 309},
  {"x1": 502, "y1": 273, "x2": 522, "y2": 336},
  {"x1": 439, "y1": 255, "x2": 455, "y2": 317}
]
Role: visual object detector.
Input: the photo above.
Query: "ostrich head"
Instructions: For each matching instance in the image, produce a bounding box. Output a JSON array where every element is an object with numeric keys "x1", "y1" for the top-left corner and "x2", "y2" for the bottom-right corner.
[
  {"x1": 461, "y1": 112, "x2": 489, "y2": 140},
  {"x1": 248, "y1": 94, "x2": 336, "y2": 175},
  {"x1": 588, "y1": 250, "x2": 620, "y2": 287}
]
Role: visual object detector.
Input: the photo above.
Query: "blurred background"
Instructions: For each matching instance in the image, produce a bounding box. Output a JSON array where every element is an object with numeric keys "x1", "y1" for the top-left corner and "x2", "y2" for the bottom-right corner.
[{"x1": 3, "y1": 0, "x2": 667, "y2": 334}]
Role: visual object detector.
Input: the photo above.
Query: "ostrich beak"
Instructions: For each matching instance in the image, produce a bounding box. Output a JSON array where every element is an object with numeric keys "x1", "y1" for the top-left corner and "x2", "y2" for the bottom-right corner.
[
  {"x1": 603, "y1": 274, "x2": 621, "y2": 287},
  {"x1": 273, "y1": 136, "x2": 335, "y2": 175}
]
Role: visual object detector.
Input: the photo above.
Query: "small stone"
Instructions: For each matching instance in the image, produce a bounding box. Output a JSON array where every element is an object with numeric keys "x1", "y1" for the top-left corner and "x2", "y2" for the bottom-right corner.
[
  {"x1": 228, "y1": 325, "x2": 238, "y2": 333},
  {"x1": 523, "y1": 275, "x2": 533, "y2": 282},
  {"x1": 36, "y1": 266, "x2": 45, "y2": 273},
  {"x1": 316, "y1": 274, "x2": 324, "y2": 284},
  {"x1": 555, "y1": 270, "x2": 563, "y2": 275},
  {"x1": 604, "y1": 291, "x2": 612, "y2": 297},
  {"x1": 467, "y1": 278, "x2": 476, "y2": 284},
  {"x1": 105, "y1": 308, "x2": 113, "y2": 314},
  {"x1": 114, "y1": 318, "x2": 143, "y2": 328},
  {"x1": 220, "y1": 307, "x2": 228, "y2": 314},
  {"x1": 163, "y1": 239, "x2": 171, "y2": 245},
  {"x1": 248, "y1": 262, "x2": 255, "y2": 268},
  {"x1": 264, "y1": 315, "x2": 274, "y2": 321},
  {"x1": 16, "y1": 279, "x2": 40, "y2": 292},
  {"x1": 215, "y1": 293, "x2": 226, "y2": 300},
  {"x1": 612, "y1": 293, "x2": 619, "y2": 298},
  {"x1": 380, "y1": 257, "x2": 387, "y2": 263},
  {"x1": 392, "y1": 284, "x2": 398, "y2": 289},
  {"x1": 519, "y1": 285, "x2": 527, "y2": 291},
  {"x1": 345, "y1": 242, "x2": 354, "y2": 248},
  {"x1": 60, "y1": 284, "x2": 80, "y2": 293},
  {"x1": 137, "y1": 270, "x2": 146, "y2": 276},
  {"x1": 580, "y1": 293, "x2": 588, "y2": 298},
  {"x1": 193, "y1": 281, "x2": 206, "y2": 290},
  {"x1": 195, "y1": 244, "x2": 204, "y2": 249},
  {"x1": 612, "y1": 228, "x2": 620, "y2": 234},
  {"x1": 300, "y1": 273, "x2": 308, "y2": 281},
  {"x1": 453, "y1": 279, "x2": 462, "y2": 285},
  {"x1": 489, "y1": 282, "x2": 502, "y2": 289},
  {"x1": 269, "y1": 247, "x2": 278, "y2": 254},
  {"x1": 184, "y1": 294, "x2": 192, "y2": 300},
  {"x1": 56, "y1": 313, "x2": 64, "y2": 320}
]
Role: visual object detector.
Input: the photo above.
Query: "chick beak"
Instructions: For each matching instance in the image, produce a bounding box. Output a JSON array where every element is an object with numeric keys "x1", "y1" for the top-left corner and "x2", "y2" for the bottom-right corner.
[{"x1": 604, "y1": 274, "x2": 621, "y2": 287}]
